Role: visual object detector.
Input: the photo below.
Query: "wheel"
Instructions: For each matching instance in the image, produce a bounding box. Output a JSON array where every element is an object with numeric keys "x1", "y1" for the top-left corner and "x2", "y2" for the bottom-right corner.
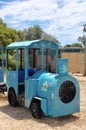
[
  {"x1": 31, "y1": 102, "x2": 41, "y2": 119},
  {"x1": 8, "y1": 88, "x2": 18, "y2": 107}
]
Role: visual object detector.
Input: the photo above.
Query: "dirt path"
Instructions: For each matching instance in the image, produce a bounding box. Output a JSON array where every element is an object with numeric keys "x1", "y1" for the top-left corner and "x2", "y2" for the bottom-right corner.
[{"x1": 0, "y1": 75, "x2": 86, "y2": 130}]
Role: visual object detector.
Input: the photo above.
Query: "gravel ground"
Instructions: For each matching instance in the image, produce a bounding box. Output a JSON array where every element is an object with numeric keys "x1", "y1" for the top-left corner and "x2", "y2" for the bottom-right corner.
[{"x1": 0, "y1": 75, "x2": 86, "y2": 130}]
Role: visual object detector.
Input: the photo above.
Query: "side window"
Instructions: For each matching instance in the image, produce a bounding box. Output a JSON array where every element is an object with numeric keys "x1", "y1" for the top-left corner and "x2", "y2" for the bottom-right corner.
[
  {"x1": 29, "y1": 49, "x2": 41, "y2": 70},
  {"x1": 7, "y1": 49, "x2": 16, "y2": 70},
  {"x1": 44, "y1": 49, "x2": 56, "y2": 73},
  {"x1": 0, "y1": 49, "x2": 2, "y2": 69},
  {"x1": 18, "y1": 49, "x2": 24, "y2": 70}
]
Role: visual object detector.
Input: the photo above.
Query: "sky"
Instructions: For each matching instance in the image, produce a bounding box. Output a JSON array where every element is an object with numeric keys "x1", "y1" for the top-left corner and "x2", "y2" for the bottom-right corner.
[{"x1": 0, "y1": 0, "x2": 86, "y2": 46}]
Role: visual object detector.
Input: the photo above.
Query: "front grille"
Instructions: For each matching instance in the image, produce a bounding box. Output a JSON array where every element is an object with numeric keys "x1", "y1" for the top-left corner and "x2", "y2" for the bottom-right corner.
[{"x1": 59, "y1": 81, "x2": 76, "y2": 103}]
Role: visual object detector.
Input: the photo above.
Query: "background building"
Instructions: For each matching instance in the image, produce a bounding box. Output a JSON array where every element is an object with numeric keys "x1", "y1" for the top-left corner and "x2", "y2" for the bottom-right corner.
[{"x1": 59, "y1": 47, "x2": 85, "y2": 75}]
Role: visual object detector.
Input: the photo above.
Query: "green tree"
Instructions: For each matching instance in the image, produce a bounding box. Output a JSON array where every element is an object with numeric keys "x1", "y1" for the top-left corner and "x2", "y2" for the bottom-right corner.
[
  {"x1": 23, "y1": 25, "x2": 60, "y2": 45},
  {"x1": 0, "y1": 18, "x2": 6, "y2": 27},
  {"x1": 64, "y1": 43, "x2": 82, "y2": 47},
  {"x1": 78, "y1": 24, "x2": 86, "y2": 47},
  {"x1": 0, "y1": 18, "x2": 18, "y2": 47},
  {"x1": 42, "y1": 32, "x2": 60, "y2": 45},
  {"x1": 71, "y1": 43, "x2": 82, "y2": 47},
  {"x1": 17, "y1": 30, "x2": 25, "y2": 41},
  {"x1": 0, "y1": 18, "x2": 60, "y2": 47},
  {"x1": 64, "y1": 44, "x2": 71, "y2": 47},
  {"x1": 24, "y1": 25, "x2": 43, "y2": 40}
]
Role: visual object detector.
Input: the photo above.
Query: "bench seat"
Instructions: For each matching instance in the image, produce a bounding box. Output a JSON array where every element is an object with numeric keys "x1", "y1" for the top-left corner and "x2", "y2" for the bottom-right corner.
[{"x1": 18, "y1": 68, "x2": 35, "y2": 83}]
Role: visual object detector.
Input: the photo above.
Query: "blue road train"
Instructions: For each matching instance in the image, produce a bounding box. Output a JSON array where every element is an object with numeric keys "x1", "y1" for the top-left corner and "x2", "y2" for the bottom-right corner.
[{"x1": 0, "y1": 39, "x2": 80, "y2": 119}]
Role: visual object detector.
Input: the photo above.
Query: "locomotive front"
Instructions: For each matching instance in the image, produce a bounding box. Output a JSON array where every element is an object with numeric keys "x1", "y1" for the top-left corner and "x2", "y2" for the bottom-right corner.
[
  {"x1": 32, "y1": 58, "x2": 80, "y2": 117},
  {"x1": 36, "y1": 72, "x2": 80, "y2": 117}
]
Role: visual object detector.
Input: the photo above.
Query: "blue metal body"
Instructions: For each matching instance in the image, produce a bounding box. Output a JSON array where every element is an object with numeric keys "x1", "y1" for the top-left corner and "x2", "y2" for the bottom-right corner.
[
  {"x1": 6, "y1": 39, "x2": 80, "y2": 117},
  {"x1": 0, "y1": 45, "x2": 4, "y2": 82},
  {"x1": 31, "y1": 72, "x2": 80, "y2": 117}
]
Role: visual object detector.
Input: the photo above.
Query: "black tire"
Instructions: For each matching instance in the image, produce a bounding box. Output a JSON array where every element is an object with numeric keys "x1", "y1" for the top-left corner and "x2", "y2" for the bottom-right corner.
[
  {"x1": 8, "y1": 88, "x2": 18, "y2": 107},
  {"x1": 31, "y1": 102, "x2": 41, "y2": 119}
]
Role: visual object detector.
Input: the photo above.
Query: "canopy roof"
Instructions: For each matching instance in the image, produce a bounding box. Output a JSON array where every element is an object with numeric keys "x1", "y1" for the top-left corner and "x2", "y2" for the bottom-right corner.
[{"x1": 7, "y1": 39, "x2": 58, "y2": 49}]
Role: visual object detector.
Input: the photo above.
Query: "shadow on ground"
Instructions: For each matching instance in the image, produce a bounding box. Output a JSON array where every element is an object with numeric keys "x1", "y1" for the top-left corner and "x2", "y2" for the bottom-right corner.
[{"x1": 0, "y1": 104, "x2": 80, "y2": 127}]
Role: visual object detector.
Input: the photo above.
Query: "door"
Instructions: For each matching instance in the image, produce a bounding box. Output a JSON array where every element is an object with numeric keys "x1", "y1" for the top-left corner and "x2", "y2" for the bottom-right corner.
[{"x1": 6, "y1": 48, "x2": 18, "y2": 94}]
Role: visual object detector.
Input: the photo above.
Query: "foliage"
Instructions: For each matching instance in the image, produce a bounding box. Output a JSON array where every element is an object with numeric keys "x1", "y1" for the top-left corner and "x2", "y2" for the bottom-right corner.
[
  {"x1": 0, "y1": 18, "x2": 60, "y2": 47},
  {"x1": 17, "y1": 30, "x2": 25, "y2": 41},
  {"x1": 23, "y1": 25, "x2": 43, "y2": 40},
  {"x1": 78, "y1": 35, "x2": 86, "y2": 47},
  {"x1": 7, "y1": 49, "x2": 16, "y2": 70},
  {"x1": 78, "y1": 24, "x2": 86, "y2": 47},
  {"x1": 42, "y1": 32, "x2": 60, "y2": 45},
  {"x1": 0, "y1": 19, "x2": 18, "y2": 47},
  {"x1": 64, "y1": 43, "x2": 82, "y2": 47},
  {"x1": 83, "y1": 24, "x2": 86, "y2": 32},
  {"x1": 23, "y1": 25, "x2": 60, "y2": 45}
]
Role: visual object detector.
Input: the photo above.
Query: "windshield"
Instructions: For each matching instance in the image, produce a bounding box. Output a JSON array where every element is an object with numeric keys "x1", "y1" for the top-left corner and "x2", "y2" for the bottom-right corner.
[
  {"x1": 28, "y1": 48, "x2": 41, "y2": 70},
  {"x1": 44, "y1": 49, "x2": 56, "y2": 73}
]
